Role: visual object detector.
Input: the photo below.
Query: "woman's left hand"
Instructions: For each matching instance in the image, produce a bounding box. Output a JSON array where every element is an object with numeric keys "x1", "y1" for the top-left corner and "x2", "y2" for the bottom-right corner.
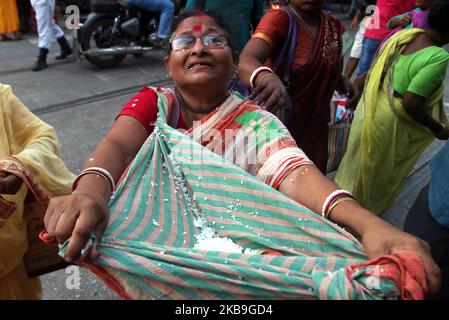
[
  {"x1": 361, "y1": 219, "x2": 441, "y2": 296},
  {"x1": 0, "y1": 172, "x2": 23, "y2": 195}
]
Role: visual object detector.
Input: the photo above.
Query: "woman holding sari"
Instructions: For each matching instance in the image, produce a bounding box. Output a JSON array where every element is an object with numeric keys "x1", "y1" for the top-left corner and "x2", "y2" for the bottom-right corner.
[
  {"x1": 43, "y1": 10, "x2": 441, "y2": 298},
  {"x1": 0, "y1": 83, "x2": 74, "y2": 299},
  {"x1": 238, "y1": 0, "x2": 358, "y2": 173},
  {"x1": 335, "y1": 0, "x2": 449, "y2": 215}
]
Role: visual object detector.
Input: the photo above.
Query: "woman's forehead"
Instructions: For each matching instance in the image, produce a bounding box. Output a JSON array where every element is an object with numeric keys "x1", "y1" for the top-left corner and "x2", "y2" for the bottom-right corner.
[{"x1": 175, "y1": 16, "x2": 222, "y2": 35}]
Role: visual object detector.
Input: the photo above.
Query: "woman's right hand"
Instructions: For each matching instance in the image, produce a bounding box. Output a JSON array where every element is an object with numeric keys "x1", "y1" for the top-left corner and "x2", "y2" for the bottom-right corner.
[
  {"x1": 250, "y1": 71, "x2": 289, "y2": 114},
  {"x1": 42, "y1": 114, "x2": 148, "y2": 263},
  {"x1": 44, "y1": 190, "x2": 109, "y2": 263}
]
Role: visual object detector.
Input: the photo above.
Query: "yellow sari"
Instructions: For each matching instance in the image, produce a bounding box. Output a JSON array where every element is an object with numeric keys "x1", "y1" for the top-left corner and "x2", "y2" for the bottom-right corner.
[
  {"x1": 0, "y1": 83, "x2": 75, "y2": 299},
  {"x1": 335, "y1": 29, "x2": 448, "y2": 215}
]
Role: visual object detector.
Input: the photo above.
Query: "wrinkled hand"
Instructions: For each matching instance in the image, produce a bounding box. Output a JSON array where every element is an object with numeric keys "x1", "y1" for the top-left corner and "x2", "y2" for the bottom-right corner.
[
  {"x1": 0, "y1": 172, "x2": 23, "y2": 195},
  {"x1": 400, "y1": 14, "x2": 412, "y2": 27},
  {"x1": 361, "y1": 221, "x2": 441, "y2": 296},
  {"x1": 339, "y1": 76, "x2": 360, "y2": 110},
  {"x1": 44, "y1": 191, "x2": 109, "y2": 263},
  {"x1": 250, "y1": 72, "x2": 289, "y2": 114}
]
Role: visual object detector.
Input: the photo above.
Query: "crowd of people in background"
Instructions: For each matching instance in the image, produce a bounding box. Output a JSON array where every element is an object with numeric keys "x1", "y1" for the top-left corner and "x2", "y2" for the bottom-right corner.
[{"x1": 0, "y1": 0, "x2": 449, "y2": 300}]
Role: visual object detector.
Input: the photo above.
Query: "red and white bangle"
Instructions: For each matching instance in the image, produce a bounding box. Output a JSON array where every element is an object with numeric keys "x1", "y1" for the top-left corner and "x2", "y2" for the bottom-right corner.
[
  {"x1": 249, "y1": 66, "x2": 274, "y2": 89},
  {"x1": 321, "y1": 190, "x2": 354, "y2": 219},
  {"x1": 72, "y1": 166, "x2": 116, "y2": 192}
]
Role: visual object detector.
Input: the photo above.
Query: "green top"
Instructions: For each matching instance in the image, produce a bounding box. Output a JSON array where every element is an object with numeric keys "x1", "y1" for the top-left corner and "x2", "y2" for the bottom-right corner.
[{"x1": 393, "y1": 45, "x2": 449, "y2": 97}]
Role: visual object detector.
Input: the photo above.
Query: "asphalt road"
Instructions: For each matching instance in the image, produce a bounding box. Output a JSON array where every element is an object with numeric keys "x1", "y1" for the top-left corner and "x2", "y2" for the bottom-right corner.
[
  {"x1": 0, "y1": 9, "x2": 448, "y2": 300},
  {"x1": 0, "y1": 28, "x2": 172, "y2": 299}
]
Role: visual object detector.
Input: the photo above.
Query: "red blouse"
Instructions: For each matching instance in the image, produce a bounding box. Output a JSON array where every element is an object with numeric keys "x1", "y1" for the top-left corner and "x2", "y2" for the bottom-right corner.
[{"x1": 117, "y1": 87, "x2": 187, "y2": 134}]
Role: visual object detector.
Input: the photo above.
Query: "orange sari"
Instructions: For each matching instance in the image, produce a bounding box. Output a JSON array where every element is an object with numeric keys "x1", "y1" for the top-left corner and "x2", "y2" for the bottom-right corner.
[{"x1": 0, "y1": 0, "x2": 20, "y2": 35}]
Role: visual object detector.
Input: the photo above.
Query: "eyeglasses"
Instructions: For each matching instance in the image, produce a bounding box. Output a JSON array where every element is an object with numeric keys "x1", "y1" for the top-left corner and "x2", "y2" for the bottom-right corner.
[{"x1": 170, "y1": 34, "x2": 229, "y2": 52}]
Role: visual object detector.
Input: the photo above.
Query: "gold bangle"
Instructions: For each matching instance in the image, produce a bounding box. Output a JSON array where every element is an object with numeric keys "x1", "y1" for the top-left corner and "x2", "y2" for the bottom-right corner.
[
  {"x1": 255, "y1": 72, "x2": 278, "y2": 87},
  {"x1": 328, "y1": 197, "x2": 356, "y2": 217}
]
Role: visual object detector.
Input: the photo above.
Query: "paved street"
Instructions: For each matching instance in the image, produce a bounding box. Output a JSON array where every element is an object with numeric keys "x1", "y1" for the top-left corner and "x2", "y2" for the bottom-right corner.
[
  {"x1": 0, "y1": 8, "x2": 448, "y2": 300},
  {"x1": 0, "y1": 28, "x2": 168, "y2": 300}
]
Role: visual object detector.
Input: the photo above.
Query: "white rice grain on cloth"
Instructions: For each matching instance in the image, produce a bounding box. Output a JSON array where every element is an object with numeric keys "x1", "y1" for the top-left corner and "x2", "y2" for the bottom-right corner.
[{"x1": 166, "y1": 151, "x2": 257, "y2": 255}]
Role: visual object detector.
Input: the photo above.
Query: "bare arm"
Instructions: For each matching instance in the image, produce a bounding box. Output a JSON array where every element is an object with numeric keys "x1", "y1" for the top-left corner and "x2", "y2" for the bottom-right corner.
[
  {"x1": 388, "y1": 14, "x2": 412, "y2": 29},
  {"x1": 278, "y1": 165, "x2": 441, "y2": 295},
  {"x1": 351, "y1": 8, "x2": 363, "y2": 30},
  {"x1": 238, "y1": 37, "x2": 289, "y2": 113},
  {"x1": 336, "y1": 58, "x2": 360, "y2": 109},
  {"x1": 353, "y1": 71, "x2": 368, "y2": 92},
  {"x1": 76, "y1": 116, "x2": 148, "y2": 196},
  {"x1": 278, "y1": 165, "x2": 380, "y2": 236},
  {"x1": 387, "y1": 17, "x2": 402, "y2": 29},
  {"x1": 44, "y1": 116, "x2": 148, "y2": 262},
  {"x1": 402, "y1": 92, "x2": 449, "y2": 139},
  {"x1": 238, "y1": 37, "x2": 271, "y2": 86}
]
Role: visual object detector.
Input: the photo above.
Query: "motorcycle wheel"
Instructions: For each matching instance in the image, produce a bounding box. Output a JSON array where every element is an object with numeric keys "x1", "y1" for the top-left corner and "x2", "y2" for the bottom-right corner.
[{"x1": 81, "y1": 17, "x2": 127, "y2": 68}]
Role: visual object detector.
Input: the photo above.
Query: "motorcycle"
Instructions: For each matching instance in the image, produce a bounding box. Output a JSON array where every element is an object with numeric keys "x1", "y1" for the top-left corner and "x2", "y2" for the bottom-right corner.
[{"x1": 73, "y1": 0, "x2": 184, "y2": 68}]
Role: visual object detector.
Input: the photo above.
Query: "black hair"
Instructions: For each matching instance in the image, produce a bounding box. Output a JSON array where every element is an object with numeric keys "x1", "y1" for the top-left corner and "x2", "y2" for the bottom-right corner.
[
  {"x1": 168, "y1": 10, "x2": 235, "y2": 53},
  {"x1": 427, "y1": 0, "x2": 449, "y2": 33}
]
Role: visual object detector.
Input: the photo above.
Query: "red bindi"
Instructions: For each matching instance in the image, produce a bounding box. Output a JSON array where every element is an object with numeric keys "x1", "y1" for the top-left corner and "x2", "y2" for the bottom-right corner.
[{"x1": 193, "y1": 24, "x2": 202, "y2": 32}]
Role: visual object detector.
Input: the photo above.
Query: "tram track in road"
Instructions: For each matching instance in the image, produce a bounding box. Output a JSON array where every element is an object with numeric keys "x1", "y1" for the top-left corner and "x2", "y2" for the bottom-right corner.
[{"x1": 33, "y1": 77, "x2": 173, "y2": 116}]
